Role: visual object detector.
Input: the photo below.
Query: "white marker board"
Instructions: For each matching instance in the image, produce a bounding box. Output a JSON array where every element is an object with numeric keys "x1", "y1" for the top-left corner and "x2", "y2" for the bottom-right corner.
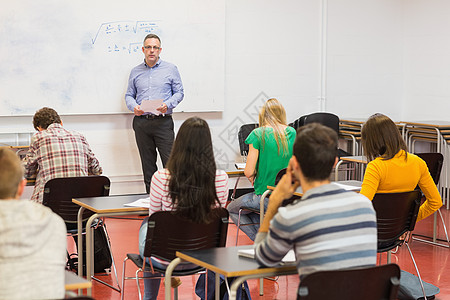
[{"x1": 0, "y1": 0, "x2": 225, "y2": 115}]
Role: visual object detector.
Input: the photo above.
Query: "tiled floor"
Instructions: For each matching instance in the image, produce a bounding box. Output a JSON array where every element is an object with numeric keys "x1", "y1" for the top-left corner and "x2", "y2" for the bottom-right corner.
[{"x1": 75, "y1": 207, "x2": 450, "y2": 299}]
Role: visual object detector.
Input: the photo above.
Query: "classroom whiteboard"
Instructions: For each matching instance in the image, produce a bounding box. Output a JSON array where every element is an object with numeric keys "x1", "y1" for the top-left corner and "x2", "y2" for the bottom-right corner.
[{"x1": 0, "y1": 0, "x2": 225, "y2": 116}]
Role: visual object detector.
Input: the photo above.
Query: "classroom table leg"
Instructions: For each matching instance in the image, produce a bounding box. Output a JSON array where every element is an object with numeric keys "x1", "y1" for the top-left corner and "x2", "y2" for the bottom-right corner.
[
  {"x1": 165, "y1": 258, "x2": 181, "y2": 300},
  {"x1": 215, "y1": 272, "x2": 220, "y2": 300},
  {"x1": 77, "y1": 207, "x2": 86, "y2": 295}
]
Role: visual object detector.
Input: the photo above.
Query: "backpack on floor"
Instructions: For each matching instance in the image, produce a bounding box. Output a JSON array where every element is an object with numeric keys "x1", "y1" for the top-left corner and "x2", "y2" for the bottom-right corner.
[
  {"x1": 69, "y1": 221, "x2": 112, "y2": 275},
  {"x1": 397, "y1": 270, "x2": 439, "y2": 300},
  {"x1": 195, "y1": 271, "x2": 251, "y2": 300}
]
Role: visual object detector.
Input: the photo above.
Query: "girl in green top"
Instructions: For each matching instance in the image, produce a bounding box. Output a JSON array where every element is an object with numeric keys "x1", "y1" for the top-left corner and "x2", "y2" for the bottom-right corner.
[{"x1": 227, "y1": 98, "x2": 296, "y2": 241}]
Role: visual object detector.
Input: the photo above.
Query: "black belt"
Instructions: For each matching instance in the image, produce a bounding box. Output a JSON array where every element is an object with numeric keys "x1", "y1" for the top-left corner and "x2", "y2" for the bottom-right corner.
[{"x1": 137, "y1": 114, "x2": 172, "y2": 119}]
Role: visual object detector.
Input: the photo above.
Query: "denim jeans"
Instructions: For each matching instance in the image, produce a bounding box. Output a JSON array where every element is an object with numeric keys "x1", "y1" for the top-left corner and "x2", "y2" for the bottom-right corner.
[
  {"x1": 138, "y1": 218, "x2": 197, "y2": 300},
  {"x1": 227, "y1": 192, "x2": 269, "y2": 241}
]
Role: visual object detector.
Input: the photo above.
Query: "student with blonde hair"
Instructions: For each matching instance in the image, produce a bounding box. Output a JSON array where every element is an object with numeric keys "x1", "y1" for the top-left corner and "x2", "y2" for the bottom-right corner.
[
  {"x1": 227, "y1": 98, "x2": 296, "y2": 241},
  {"x1": 360, "y1": 113, "x2": 442, "y2": 222}
]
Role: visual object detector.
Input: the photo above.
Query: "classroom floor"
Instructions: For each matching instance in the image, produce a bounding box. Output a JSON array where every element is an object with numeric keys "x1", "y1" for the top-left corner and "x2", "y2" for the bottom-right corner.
[{"x1": 74, "y1": 206, "x2": 450, "y2": 300}]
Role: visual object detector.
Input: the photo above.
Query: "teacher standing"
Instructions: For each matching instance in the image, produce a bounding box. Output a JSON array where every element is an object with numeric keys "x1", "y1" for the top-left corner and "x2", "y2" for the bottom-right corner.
[{"x1": 125, "y1": 34, "x2": 184, "y2": 193}]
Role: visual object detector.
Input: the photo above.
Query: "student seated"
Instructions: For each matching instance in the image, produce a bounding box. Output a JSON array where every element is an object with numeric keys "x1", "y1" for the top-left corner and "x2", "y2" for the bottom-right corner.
[
  {"x1": 23, "y1": 107, "x2": 102, "y2": 204},
  {"x1": 359, "y1": 113, "x2": 442, "y2": 222},
  {"x1": 138, "y1": 117, "x2": 229, "y2": 300},
  {"x1": 0, "y1": 148, "x2": 66, "y2": 299},
  {"x1": 227, "y1": 98, "x2": 296, "y2": 241},
  {"x1": 254, "y1": 123, "x2": 377, "y2": 282}
]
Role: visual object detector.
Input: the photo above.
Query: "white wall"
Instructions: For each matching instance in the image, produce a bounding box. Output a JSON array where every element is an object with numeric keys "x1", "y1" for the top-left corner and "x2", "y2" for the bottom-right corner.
[
  {"x1": 326, "y1": 0, "x2": 404, "y2": 120},
  {"x1": 2, "y1": 0, "x2": 450, "y2": 196},
  {"x1": 402, "y1": 0, "x2": 450, "y2": 121}
]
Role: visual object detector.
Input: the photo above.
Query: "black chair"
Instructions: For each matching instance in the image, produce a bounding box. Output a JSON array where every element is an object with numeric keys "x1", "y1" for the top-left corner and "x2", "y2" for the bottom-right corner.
[
  {"x1": 42, "y1": 176, "x2": 119, "y2": 289},
  {"x1": 231, "y1": 123, "x2": 259, "y2": 201},
  {"x1": 413, "y1": 152, "x2": 449, "y2": 246},
  {"x1": 372, "y1": 190, "x2": 426, "y2": 299},
  {"x1": 289, "y1": 115, "x2": 306, "y2": 131},
  {"x1": 297, "y1": 264, "x2": 400, "y2": 300},
  {"x1": 302, "y1": 112, "x2": 352, "y2": 158},
  {"x1": 302, "y1": 112, "x2": 339, "y2": 133},
  {"x1": 121, "y1": 208, "x2": 229, "y2": 300},
  {"x1": 238, "y1": 123, "x2": 259, "y2": 157},
  {"x1": 416, "y1": 153, "x2": 444, "y2": 184},
  {"x1": 43, "y1": 175, "x2": 111, "y2": 231},
  {"x1": 300, "y1": 112, "x2": 355, "y2": 180}
]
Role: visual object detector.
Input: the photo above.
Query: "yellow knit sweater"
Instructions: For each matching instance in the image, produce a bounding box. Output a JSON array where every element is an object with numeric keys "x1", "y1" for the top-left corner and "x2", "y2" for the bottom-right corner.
[{"x1": 360, "y1": 150, "x2": 442, "y2": 222}]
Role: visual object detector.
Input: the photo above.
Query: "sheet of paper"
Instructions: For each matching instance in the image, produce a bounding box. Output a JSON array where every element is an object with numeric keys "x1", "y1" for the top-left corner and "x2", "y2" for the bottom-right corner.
[
  {"x1": 334, "y1": 182, "x2": 361, "y2": 191},
  {"x1": 123, "y1": 197, "x2": 150, "y2": 208},
  {"x1": 140, "y1": 99, "x2": 164, "y2": 114},
  {"x1": 238, "y1": 248, "x2": 296, "y2": 263},
  {"x1": 235, "y1": 162, "x2": 246, "y2": 169}
]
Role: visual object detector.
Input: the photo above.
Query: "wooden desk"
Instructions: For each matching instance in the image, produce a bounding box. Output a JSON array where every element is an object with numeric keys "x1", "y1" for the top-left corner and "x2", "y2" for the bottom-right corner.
[
  {"x1": 335, "y1": 155, "x2": 368, "y2": 181},
  {"x1": 402, "y1": 120, "x2": 450, "y2": 208},
  {"x1": 65, "y1": 270, "x2": 92, "y2": 290},
  {"x1": 164, "y1": 246, "x2": 297, "y2": 300},
  {"x1": 218, "y1": 163, "x2": 246, "y2": 201},
  {"x1": 402, "y1": 120, "x2": 450, "y2": 129},
  {"x1": 268, "y1": 180, "x2": 362, "y2": 197},
  {"x1": 73, "y1": 193, "x2": 148, "y2": 295},
  {"x1": 217, "y1": 163, "x2": 245, "y2": 176}
]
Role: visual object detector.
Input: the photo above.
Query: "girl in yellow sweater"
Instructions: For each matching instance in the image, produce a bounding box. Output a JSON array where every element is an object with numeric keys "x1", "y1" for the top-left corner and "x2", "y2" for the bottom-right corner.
[{"x1": 360, "y1": 113, "x2": 442, "y2": 222}]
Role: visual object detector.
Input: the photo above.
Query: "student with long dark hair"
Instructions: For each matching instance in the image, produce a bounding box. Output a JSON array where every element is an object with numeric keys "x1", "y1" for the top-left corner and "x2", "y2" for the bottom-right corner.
[
  {"x1": 360, "y1": 113, "x2": 442, "y2": 222},
  {"x1": 138, "y1": 117, "x2": 228, "y2": 300}
]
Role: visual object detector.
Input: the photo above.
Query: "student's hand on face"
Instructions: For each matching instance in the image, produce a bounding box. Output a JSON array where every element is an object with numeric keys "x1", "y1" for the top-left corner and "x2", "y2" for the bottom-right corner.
[{"x1": 271, "y1": 164, "x2": 300, "y2": 206}]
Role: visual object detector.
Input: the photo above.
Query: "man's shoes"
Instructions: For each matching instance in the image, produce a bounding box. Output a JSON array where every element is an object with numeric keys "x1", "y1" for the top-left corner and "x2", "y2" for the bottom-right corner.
[{"x1": 163, "y1": 277, "x2": 182, "y2": 288}]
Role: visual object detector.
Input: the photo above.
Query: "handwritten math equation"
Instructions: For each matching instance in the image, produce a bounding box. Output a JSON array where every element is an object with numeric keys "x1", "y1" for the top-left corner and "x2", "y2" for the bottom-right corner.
[{"x1": 91, "y1": 21, "x2": 160, "y2": 54}]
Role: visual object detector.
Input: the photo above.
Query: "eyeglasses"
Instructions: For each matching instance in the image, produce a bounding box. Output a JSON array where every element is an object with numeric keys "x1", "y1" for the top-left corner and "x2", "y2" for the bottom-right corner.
[{"x1": 144, "y1": 46, "x2": 160, "y2": 50}]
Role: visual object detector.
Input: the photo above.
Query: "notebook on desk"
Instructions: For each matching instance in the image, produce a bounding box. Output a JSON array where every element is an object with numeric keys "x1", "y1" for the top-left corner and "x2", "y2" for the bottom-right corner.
[
  {"x1": 235, "y1": 162, "x2": 246, "y2": 169},
  {"x1": 238, "y1": 248, "x2": 296, "y2": 263},
  {"x1": 123, "y1": 197, "x2": 150, "y2": 208}
]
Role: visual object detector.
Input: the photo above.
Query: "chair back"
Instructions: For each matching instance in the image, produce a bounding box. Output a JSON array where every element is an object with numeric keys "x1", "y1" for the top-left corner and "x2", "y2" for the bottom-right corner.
[
  {"x1": 415, "y1": 152, "x2": 444, "y2": 184},
  {"x1": 297, "y1": 264, "x2": 400, "y2": 300},
  {"x1": 372, "y1": 190, "x2": 421, "y2": 252},
  {"x1": 43, "y1": 175, "x2": 111, "y2": 223},
  {"x1": 289, "y1": 115, "x2": 306, "y2": 130},
  {"x1": 301, "y1": 112, "x2": 351, "y2": 157},
  {"x1": 238, "y1": 123, "x2": 258, "y2": 156},
  {"x1": 302, "y1": 112, "x2": 340, "y2": 135},
  {"x1": 274, "y1": 168, "x2": 300, "y2": 206},
  {"x1": 275, "y1": 168, "x2": 287, "y2": 184},
  {"x1": 143, "y1": 207, "x2": 229, "y2": 261}
]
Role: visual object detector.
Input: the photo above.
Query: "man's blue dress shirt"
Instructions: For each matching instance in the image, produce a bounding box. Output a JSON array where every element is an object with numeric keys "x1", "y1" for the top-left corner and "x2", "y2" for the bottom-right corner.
[{"x1": 125, "y1": 58, "x2": 184, "y2": 115}]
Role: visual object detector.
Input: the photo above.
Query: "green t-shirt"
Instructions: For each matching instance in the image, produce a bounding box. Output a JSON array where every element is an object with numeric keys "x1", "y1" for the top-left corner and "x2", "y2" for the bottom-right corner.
[{"x1": 245, "y1": 126, "x2": 296, "y2": 195}]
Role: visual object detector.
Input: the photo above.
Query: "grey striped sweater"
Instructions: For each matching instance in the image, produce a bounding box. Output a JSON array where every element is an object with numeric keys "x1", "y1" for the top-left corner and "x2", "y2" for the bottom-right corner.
[{"x1": 254, "y1": 183, "x2": 377, "y2": 279}]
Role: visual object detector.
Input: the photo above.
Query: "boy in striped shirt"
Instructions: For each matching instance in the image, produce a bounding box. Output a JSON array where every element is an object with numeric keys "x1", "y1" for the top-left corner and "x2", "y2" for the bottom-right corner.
[{"x1": 254, "y1": 123, "x2": 377, "y2": 282}]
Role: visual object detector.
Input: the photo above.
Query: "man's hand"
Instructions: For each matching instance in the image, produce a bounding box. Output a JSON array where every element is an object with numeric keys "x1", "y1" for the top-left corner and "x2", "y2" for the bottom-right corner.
[
  {"x1": 270, "y1": 165, "x2": 300, "y2": 205},
  {"x1": 156, "y1": 103, "x2": 168, "y2": 114},
  {"x1": 134, "y1": 105, "x2": 145, "y2": 116},
  {"x1": 259, "y1": 165, "x2": 300, "y2": 233}
]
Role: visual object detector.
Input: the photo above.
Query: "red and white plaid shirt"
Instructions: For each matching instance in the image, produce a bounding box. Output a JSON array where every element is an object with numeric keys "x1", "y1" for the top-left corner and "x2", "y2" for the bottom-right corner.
[{"x1": 23, "y1": 123, "x2": 102, "y2": 203}]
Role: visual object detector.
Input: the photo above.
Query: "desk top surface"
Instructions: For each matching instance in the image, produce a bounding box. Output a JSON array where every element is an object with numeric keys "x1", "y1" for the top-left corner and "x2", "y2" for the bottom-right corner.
[
  {"x1": 268, "y1": 180, "x2": 362, "y2": 196},
  {"x1": 403, "y1": 120, "x2": 450, "y2": 128},
  {"x1": 65, "y1": 270, "x2": 91, "y2": 290},
  {"x1": 340, "y1": 156, "x2": 368, "y2": 163},
  {"x1": 177, "y1": 246, "x2": 297, "y2": 278},
  {"x1": 217, "y1": 163, "x2": 245, "y2": 176},
  {"x1": 72, "y1": 193, "x2": 149, "y2": 213}
]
